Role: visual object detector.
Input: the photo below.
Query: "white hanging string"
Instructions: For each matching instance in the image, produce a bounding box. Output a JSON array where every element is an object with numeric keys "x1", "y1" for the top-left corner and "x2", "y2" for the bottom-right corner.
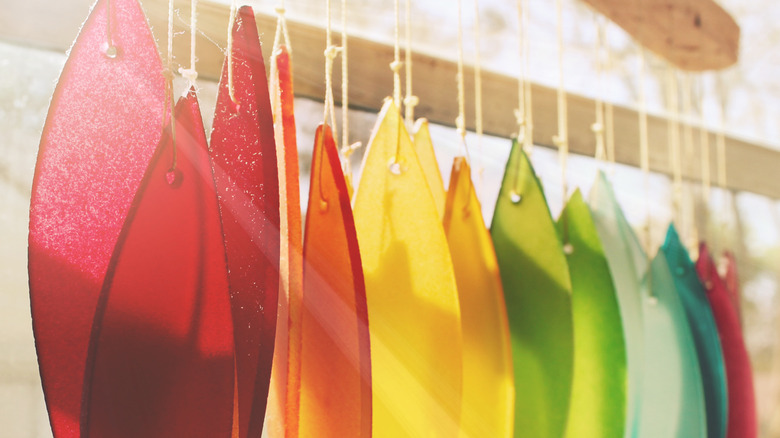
[
  {"x1": 455, "y1": 0, "x2": 468, "y2": 149},
  {"x1": 666, "y1": 67, "x2": 683, "y2": 227},
  {"x1": 698, "y1": 77, "x2": 711, "y2": 224},
  {"x1": 638, "y1": 49, "x2": 652, "y2": 250},
  {"x1": 166, "y1": 0, "x2": 178, "y2": 169},
  {"x1": 403, "y1": 0, "x2": 419, "y2": 126},
  {"x1": 340, "y1": 0, "x2": 361, "y2": 173},
  {"x1": 322, "y1": 0, "x2": 341, "y2": 135},
  {"x1": 553, "y1": 0, "x2": 569, "y2": 205},
  {"x1": 473, "y1": 0, "x2": 484, "y2": 171},
  {"x1": 592, "y1": 14, "x2": 606, "y2": 163},
  {"x1": 226, "y1": 0, "x2": 238, "y2": 104},
  {"x1": 682, "y1": 73, "x2": 699, "y2": 251},
  {"x1": 604, "y1": 24, "x2": 616, "y2": 170},
  {"x1": 390, "y1": 0, "x2": 402, "y2": 107},
  {"x1": 178, "y1": 0, "x2": 199, "y2": 87}
]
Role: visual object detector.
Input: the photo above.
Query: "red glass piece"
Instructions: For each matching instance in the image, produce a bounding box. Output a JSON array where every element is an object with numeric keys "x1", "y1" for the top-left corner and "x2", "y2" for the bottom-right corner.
[
  {"x1": 209, "y1": 6, "x2": 280, "y2": 437},
  {"x1": 724, "y1": 251, "x2": 743, "y2": 321},
  {"x1": 697, "y1": 244, "x2": 758, "y2": 438},
  {"x1": 27, "y1": 0, "x2": 165, "y2": 435},
  {"x1": 267, "y1": 44, "x2": 304, "y2": 437},
  {"x1": 83, "y1": 91, "x2": 235, "y2": 437},
  {"x1": 299, "y1": 124, "x2": 372, "y2": 437}
]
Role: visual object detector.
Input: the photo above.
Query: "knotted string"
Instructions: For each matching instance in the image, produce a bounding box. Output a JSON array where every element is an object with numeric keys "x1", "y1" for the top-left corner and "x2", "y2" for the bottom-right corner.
[
  {"x1": 666, "y1": 67, "x2": 683, "y2": 228},
  {"x1": 473, "y1": 0, "x2": 484, "y2": 178},
  {"x1": 592, "y1": 14, "x2": 606, "y2": 163},
  {"x1": 179, "y1": 0, "x2": 199, "y2": 86},
  {"x1": 165, "y1": 0, "x2": 178, "y2": 170},
  {"x1": 553, "y1": 0, "x2": 569, "y2": 208},
  {"x1": 455, "y1": 0, "x2": 468, "y2": 155},
  {"x1": 340, "y1": 0, "x2": 361, "y2": 175},
  {"x1": 226, "y1": 0, "x2": 238, "y2": 104},
  {"x1": 510, "y1": 0, "x2": 532, "y2": 199},
  {"x1": 403, "y1": 0, "x2": 419, "y2": 126}
]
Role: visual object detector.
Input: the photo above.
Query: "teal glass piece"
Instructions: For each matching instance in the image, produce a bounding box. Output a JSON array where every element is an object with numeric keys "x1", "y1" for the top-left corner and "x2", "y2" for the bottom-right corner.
[
  {"x1": 642, "y1": 251, "x2": 707, "y2": 438},
  {"x1": 558, "y1": 190, "x2": 627, "y2": 438},
  {"x1": 588, "y1": 172, "x2": 644, "y2": 438},
  {"x1": 491, "y1": 139, "x2": 573, "y2": 438},
  {"x1": 662, "y1": 226, "x2": 728, "y2": 438}
]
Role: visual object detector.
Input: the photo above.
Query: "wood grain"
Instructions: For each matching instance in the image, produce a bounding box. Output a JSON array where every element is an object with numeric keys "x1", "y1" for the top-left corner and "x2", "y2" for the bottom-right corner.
[{"x1": 0, "y1": 0, "x2": 772, "y2": 198}]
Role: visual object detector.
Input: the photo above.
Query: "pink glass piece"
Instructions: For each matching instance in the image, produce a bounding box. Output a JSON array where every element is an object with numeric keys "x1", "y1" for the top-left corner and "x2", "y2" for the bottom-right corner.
[
  {"x1": 697, "y1": 244, "x2": 758, "y2": 438},
  {"x1": 83, "y1": 91, "x2": 235, "y2": 437},
  {"x1": 27, "y1": 0, "x2": 165, "y2": 435},
  {"x1": 209, "y1": 6, "x2": 280, "y2": 437}
]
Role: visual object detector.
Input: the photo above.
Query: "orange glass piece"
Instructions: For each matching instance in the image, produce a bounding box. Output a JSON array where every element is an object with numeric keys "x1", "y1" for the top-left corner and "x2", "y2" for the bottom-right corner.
[
  {"x1": 299, "y1": 124, "x2": 372, "y2": 438},
  {"x1": 266, "y1": 43, "x2": 304, "y2": 437},
  {"x1": 84, "y1": 91, "x2": 235, "y2": 437},
  {"x1": 28, "y1": 0, "x2": 165, "y2": 435},
  {"x1": 443, "y1": 157, "x2": 514, "y2": 438},
  {"x1": 210, "y1": 6, "x2": 280, "y2": 437}
]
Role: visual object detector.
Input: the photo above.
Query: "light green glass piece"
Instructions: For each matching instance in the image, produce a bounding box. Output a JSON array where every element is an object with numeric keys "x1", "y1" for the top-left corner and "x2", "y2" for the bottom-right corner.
[
  {"x1": 589, "y1": 172, "x2": 644, "y2": 438},
  {"x1": 558, "y1": 190, "x2": 627, "y2": 438},
  {"x1": 490, "y1": 139, "x2": 573, "y2": 438}
]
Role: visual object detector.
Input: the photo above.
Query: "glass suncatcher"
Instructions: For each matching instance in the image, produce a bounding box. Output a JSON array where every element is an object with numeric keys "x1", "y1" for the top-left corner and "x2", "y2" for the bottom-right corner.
[
  {"x1": 267, "y1": 31, "x2": 302, "y2": 438},
  {"x1": 443, "y1": 157, "x2": 514, "y2": 438},
  {"x1": 210, "y1": 7, "x2": 280, "y2": 437},
  {"x1": 589, "y1": 174, "x2": 706, "y2": 437},
  {"x1": 28, "y1": 0, "x2": 165, "y2": 435},
  {"x1": 85, "y1": 90, "x2": 235, "y2": 437},
  {"x1": 589, "y1": 172, "x2": 644, "y2": 438},
  {"x1": 353, "y1": 100, "x2": 463, "y2": 437},
  {"x1": 662, "y1": 226, "x2": 728, "y2": 438},
  {"x1": 491, "y1": 140, "x2": 574, "y2": 438},
  {"x1": 697, "y1": 244, "x2": 758, "y2": 438},
  {"x1": 559, "y1": 190, "x2": 627, "y2": 438},
  {"x1": 299, "y1": 124, "x2": 372, "y2": 437}
]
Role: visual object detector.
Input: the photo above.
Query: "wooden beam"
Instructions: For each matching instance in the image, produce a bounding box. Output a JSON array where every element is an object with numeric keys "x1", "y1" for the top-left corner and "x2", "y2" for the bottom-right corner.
[
  {"x1": 0, "y1": 0, "x2": 772, "y2": 198},
  {"x1": 582, "y1": 0, "x2": 740, "y2": 71}
]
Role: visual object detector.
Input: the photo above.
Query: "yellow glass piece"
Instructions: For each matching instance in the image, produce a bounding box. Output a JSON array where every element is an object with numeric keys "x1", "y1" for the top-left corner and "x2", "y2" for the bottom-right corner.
[
  {"x1": 413, "y1": 118, "x2": 447, "y2": 218},
  {"x1": 353, "y1": 100, "x2": 463, "y2": 438},
  {"x1": 443, "y1": 157, "x2": 515, "y2": 438}
]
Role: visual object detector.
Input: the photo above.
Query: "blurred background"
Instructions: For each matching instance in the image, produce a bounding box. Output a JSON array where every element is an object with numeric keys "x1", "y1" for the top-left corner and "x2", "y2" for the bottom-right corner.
[{"x1": 2, "y1": 0, "x2": 780, "y2": 436}]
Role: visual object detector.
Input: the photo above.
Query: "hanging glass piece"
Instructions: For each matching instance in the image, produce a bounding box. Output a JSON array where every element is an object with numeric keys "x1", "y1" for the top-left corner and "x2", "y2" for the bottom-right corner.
[
  {"x1": 299, "y1": 124, "x2": 372, "y2": 437},
  {"x1": 353, "y1": 101, "x2": 463, "y2": 437},
  {"x1": 27, "y1": 0, "x2": 166, "y2": 435},
  {"x1": 723, "y1": 251, "x2": 743, "y2": 321},
  {"x1": 210, "y1": 7, "x2": 279, "y2": 437},
  {"x1": 589, "y1": 173, "x2": 706, "y2": 438},
  {"x1": 662, "y1": 226, "x2": 728, "y2": 438},
  {"x1": 84, "y1": 91, "x2": 235, "y2": 437},
  {"x1": 266, "y1": 42, "x2": 303, "y2": 438},
  {"x1": 490, "y1": 139, "x2": 573, "y2": 438},
  {"x1": 443, "y1": 157, "x2": 514, "y2": 438},
  {"x1": 589, "y1": 172, "x2": 644, "y2": 438},
  {"x1": 641, "y1": 251, "x2": 707, "y2": 438},
  {"x1": 412, "y1": 119, "x2": 446, "y2": 218},
  {"x1": 697, "y1": 244, "x2": 758, "y2": 438},
  {"x1": 558, "y1": 190, "x2": 627, "y2": 438}
]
